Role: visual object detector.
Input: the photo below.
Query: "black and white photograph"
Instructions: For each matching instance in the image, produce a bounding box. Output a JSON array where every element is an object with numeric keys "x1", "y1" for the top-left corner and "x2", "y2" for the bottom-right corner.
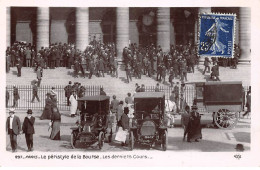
[{"x1": 1, "y1": 0, "x2": 259, "y2": 167}]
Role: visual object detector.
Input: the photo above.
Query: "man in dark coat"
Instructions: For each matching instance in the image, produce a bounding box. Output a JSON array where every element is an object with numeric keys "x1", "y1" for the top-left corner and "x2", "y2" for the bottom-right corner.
[
  {"x1": 74, "y1": 60, "x2": 80, "y2": 78},
  {"x1": 187, "y1": 105, "x2": 202, "y2": 142},
  {"x1": 13, "y1": 86, "x2": 20, "y2": 107},
  {"x1": 22, "y1": 109, "x2": 35, "y2": 151},
  {"x1": 211, "y1": 63, "x2": 220, "y2": 81},
  {"x1": 6, "y1": 108, "x2": 21, "y2": 152},
  {"x1": 100, "y1": 87, "x2": 106, "y2": 96},
  {"x1": 140, "y1": 84, "x2": 145, "y2": 92},
  {"x1": 203, "y1": 57, "x2": 211, "y2": 75},
  {"x1": 88, "y1": 60, "x2": 94, "y2": 79},
  {"x1": 110, "y1": 95, "x2": 119, "y2": 114},
  {"x1": 36, "y1": 66, "x2": 42, "y2": 87},
  {"x1": 31, "y1": 82, "x2": 40, "y2": 103},
  {"x1": 16, "y1": 58, "x2": 22, "y2": 77},
  {"x1": 64, "y1": 81, "x2": 72, "y2": 106},
  {"x1": 98, "y1": 58, "x2": 105, "y2": 77}
]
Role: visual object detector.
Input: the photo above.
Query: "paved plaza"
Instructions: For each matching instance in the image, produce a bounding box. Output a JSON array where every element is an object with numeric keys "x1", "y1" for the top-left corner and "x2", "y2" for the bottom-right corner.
[{"x1": 5, "y1": 110, "x2": 251, "y2": 152}]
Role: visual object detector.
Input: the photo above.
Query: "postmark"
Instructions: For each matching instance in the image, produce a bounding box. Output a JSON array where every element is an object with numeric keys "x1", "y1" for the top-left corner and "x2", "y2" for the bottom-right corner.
[{"x1": 198, "y1": 13, "x2": 236, "y2": 58}]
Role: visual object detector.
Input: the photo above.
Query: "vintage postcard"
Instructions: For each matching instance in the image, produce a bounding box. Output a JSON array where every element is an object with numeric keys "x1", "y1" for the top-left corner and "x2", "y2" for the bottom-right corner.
[{"x1": 0, "y1": 0, "x2": 259, "y2": 167}]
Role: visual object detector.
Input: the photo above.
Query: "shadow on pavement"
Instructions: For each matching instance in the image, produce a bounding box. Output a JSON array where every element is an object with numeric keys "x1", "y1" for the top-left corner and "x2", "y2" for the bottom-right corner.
[{"x1": 233, "y1": 132, "x2": 250, "y2": 143}]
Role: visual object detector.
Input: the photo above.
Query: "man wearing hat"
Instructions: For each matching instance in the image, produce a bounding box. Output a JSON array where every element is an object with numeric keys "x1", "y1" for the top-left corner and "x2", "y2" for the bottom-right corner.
[
  {"x1": 13, "y1": 85, "x2": 20, "y2": 107},
  {"x1": 64, "y1": 81, "x2": 72, "y2": 106},
  {"x1": 6, "y1": 108, "x2": 21, "y2": 152},
  {"x1": 31, "y1": 81, "x2": 40, "y2": 103},
  {"x1": 186, "y1": 105, "x2": 202, "y2": 142},
  {"x1": 22, "y1": 109, "x2": 35, "y2": 151}
]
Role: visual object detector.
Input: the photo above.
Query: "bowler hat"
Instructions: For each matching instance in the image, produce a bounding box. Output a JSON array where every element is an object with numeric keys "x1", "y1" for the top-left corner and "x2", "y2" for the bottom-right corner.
[
  {"x1": 191, "y1": 105, "x2": 198, "y2": 110},
  {"x1": 27, "y1": 109, "x2": 33, "y2": 114},
  {"x1": 235, "y1": 144, "x2": 244, "y2": 151},
  {"x1": 9, "y1": 108, "x2": 15, "y2": 113}
]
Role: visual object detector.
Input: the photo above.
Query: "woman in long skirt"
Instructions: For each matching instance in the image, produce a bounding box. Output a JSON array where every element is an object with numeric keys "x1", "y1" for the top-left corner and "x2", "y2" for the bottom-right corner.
[
  {"x1": 50, "y1": 107, "x2": 61, "y2": 140},
  {"x1": 40, "y1": 93, "x2": 52, "y2": 120}
]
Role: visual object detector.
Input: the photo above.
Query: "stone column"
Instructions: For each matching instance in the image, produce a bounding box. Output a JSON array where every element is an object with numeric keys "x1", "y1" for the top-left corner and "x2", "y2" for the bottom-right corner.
[
  {"x1": 76, "y1": 7, "x2": 89, "y2": 51},
  {"x1": 116, "y1": 7, "x2": 129, "y2": 60},
  {"x1": 239, "y1": 7, "x2": 251, "y2": 60},
  {"x1": 157, "y1": 7, "x2": 170, "y2": 52},
  {"x1": 199, "y1": 7, "x2": 211, "y2": 14},
  {"x1": 37, "y1": 7, "x2": 49, "y2": 51},
  {"x1": 6, "y1": 7, "x2": 11, "y2": 47}
]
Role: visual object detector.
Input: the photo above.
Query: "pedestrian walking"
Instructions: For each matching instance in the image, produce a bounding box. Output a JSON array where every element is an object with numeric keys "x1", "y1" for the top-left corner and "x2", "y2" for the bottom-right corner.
[
  {"x1": 31, "y1": 82, "x2": 40, "y2": 103},
  {"x1": 16, "y1": 58, "x2": 22, "y2": 77},
  {"x1": 22, "y1": 109, "x2": 35, "y2": 152},
  {"x1": 64, "y1": 81, "x2": 72, "y2": 106},
  {"x1": 125, "y1": 63, "x2": 132, "y2": 83},
  {"x1": 13, "y1": 85, "x2": 20, "y2": 107},
  {"x1": 40, "y1": 93, "x2": 53, "y2": 120},
  {"x1": 187, "y1": 105, "x2": 202, "y2": 142},
  {"x1": 243, "y1": 89, "x2": 251, "y2": 118},
  {"x1": 50, "y1": 107, "x2": 61, "y2": 140},
  {"x1": 6, "y1": 108, "x2": 21, "y2": 152},
  {"x1": 203, "y1": 57, "x2": 211, "y2": 75},
  {"x1": 36, "y1": 66, "x2": 42, "y2": 87},
  {"x1": 181, "y1": 105, "x2": 191, "y2": 141}
]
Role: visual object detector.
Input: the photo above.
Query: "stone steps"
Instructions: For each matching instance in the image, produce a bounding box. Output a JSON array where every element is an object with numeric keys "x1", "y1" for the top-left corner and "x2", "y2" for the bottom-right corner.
[{"x1": 6, "y1": 64, "x2": 251, "y2": 102}]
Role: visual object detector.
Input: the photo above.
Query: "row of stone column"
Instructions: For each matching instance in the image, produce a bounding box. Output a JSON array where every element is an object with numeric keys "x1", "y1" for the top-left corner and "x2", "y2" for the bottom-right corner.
[{"x1": 6, "y1": 7, "x2": 250, "y2": 59}]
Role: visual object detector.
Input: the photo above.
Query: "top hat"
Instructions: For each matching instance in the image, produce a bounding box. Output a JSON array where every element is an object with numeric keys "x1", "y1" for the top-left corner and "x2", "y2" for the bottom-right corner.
[
  {"x1": 9, "y1": 108, "x2": 15, "y2": 113},
  {"x1": 27, "y1": 109, "x2": 33, "y2": 114},
  {"x1": 235, "y1": 144, "x2": 244, "y2": 151}
]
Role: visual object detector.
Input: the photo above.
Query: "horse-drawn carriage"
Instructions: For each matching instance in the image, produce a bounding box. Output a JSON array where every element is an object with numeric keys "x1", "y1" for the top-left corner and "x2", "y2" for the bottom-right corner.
[
  {"x1": 191, "y1": 81, "x2": 243, "y2": 129},
  {"x1": 129, "y1": 92, "x2": 168, "y2": 151},
  {"x1": 70, "y1": 95, "x2": 110, "y2": 149}
]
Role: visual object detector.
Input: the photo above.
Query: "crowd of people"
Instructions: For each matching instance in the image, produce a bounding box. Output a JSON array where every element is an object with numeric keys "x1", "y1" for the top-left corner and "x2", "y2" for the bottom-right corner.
[
  {"x1": 6, "y1": 38, "x2": 119, "y2": 79},
  {"x1": 6, "y1": 38, "x2": 241, "y2": 85}
]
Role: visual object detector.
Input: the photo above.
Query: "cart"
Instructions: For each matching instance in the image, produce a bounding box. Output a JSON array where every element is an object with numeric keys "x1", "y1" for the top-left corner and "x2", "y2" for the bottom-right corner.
[{"x1": 192, "y1": 81, "x2": 243, "y2": 129}]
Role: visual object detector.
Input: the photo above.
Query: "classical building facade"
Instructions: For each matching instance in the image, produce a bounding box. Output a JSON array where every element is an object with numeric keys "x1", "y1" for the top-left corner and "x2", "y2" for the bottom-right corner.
[{"x1": 7, "y1": 7, "x2": 251, "y2": 59}]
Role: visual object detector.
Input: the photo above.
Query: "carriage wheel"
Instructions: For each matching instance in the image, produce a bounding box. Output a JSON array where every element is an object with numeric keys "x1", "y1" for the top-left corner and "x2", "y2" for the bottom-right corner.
[
  {"x1": 98, "y1": 131, "x2": 105, "y2": 150},
  {"x1": 162, "y1": 131, "x2": 168, "y2": 151},
  {"x1": 129, "y1": 131, "x2": 134, "y2": 151},
  {"x1": 71, "y1": 131, "x2": 77, "y2": 149},
  {"x1": 214, "y1": 109, "x2": 239, "y2": 129}
]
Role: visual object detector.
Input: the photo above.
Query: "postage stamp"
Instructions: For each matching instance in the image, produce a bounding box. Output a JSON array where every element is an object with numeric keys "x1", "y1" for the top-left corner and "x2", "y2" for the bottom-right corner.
[{"x1": 198, "y1": 13, "x2": 236, "y2": 58}]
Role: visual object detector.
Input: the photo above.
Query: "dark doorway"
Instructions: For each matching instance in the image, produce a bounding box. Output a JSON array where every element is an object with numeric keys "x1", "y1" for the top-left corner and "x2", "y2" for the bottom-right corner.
[
  {"x1": 101, "y1": 9, "x2": 116, "y2": 43},
  {"x1": 172, "y1": 8, "x2": 196, "y2": 46},
  {"x1": 66, "y1": 11, "x2": 76, "y2": 44}
]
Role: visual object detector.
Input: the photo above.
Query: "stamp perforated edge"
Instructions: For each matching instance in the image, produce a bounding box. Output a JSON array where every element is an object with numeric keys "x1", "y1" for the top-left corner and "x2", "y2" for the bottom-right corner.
[{"x1": 197, "y1": 12, "x2": 237, "y2": 58}]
